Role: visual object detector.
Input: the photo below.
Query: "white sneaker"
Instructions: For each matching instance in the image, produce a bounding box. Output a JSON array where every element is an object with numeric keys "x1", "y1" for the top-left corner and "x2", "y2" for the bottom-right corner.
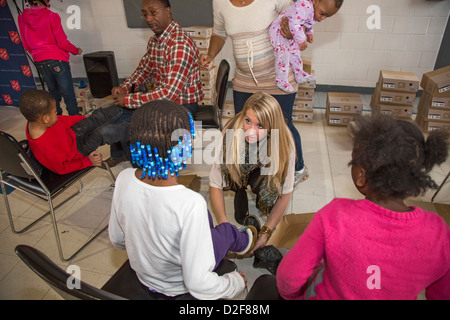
[
  {"x1": 294, "y1": 166, "x2": 309, "y2": 189},
  {"x1": 235, "y1": 225, "x2": 258, "y2": 257}
]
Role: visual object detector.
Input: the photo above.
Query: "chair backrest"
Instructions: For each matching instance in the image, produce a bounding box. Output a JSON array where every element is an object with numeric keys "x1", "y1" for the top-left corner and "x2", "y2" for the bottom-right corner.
[
  {"x1": 15, "y1": 245, "x2": 127, "y2": 300},
  {"x1": 215, "y1": 59, "x2": 230, "y2": 110},
  {"x1": 0, "y1": 131, "x2": 37, "y2": 179}
]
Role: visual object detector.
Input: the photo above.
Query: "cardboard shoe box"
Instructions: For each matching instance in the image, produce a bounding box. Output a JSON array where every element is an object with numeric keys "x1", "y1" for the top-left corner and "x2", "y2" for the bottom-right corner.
[
  {"x1": 378, "y1": 70, "x2": 419, "y2": 93},
  {"x1": 416, "y1": 115, "x2": 450, "y2": 133},
  {"x1": 326, "y1": 92, "x2": 363, "y2": 114},
  {"x1": 373, "y1": 104, "x2": 413, "y2": 118},
  {"x1": 184, "y1": 26, "x2": 213, "y2": 38},
  {"x1": 419, "y1": 106, "x2": 450, "y2": 122},
  {"x1": 293, "y1": 96, "x2": 314, "y2": 112},
  {"x1": 326, "y1": 113, "x2": 358, "y2": 126},
  {"x1": 292, "y1": 110, "x2": 314, "y2": 123},
  {"x1": 296, "y1": 88, "x2": 314, "y2": 100},
  {"x1": 303, "y1": 56, "x2": 312, "y2": 74},
  {"x1": 419, "y1": 90, "x2": 450, "y2": 110},
  {"x1": 222, "y1": 100, "x2": 235, "y2": 118},
  {"x1": 200, "y1": 66, "x2": 217, "y2": 81},
  {"x1": 378, "y1": 89, "x2": 415, "y2": 105},
  {"x1": 420, "y1": 65, "x2": 450, "y2": 97},
  {"x1": 267, "y1": 213, "x2": 315, "y2": 248}
]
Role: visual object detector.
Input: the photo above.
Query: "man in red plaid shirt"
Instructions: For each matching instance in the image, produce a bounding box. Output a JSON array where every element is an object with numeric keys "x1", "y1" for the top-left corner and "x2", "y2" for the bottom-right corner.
[{"x1": 112, "y1": 0, "x2": 203, "y2": 116}]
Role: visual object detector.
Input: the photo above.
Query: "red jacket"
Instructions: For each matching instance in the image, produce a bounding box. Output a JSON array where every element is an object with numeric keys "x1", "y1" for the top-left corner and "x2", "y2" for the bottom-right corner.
[{"x1": 26, "y1": 115, "x2": 92, "y2": 175}]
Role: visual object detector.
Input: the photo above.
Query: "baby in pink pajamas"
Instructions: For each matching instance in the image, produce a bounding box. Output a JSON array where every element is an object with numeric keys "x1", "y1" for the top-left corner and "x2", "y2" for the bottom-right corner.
[{"x1": 269, "y1": 0, "x2": 343, "y2": 93}]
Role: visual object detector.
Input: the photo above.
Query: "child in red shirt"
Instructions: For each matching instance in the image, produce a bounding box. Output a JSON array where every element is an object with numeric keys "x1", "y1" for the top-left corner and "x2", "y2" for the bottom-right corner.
[{"x1": 19, "y1": 89, "x2": 129, "y2": 175}]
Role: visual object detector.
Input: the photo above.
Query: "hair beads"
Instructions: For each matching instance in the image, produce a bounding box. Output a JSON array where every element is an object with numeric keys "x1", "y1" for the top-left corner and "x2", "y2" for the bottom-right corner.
[{"x1": 130, "y1": 112, "x2": 195, "y2": 180}]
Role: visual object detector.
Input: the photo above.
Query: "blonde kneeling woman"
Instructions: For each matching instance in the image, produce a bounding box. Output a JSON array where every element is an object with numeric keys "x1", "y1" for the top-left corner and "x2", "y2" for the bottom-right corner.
[{"x1": 209, "y1": 92, "x2": 296, "y2": 253}]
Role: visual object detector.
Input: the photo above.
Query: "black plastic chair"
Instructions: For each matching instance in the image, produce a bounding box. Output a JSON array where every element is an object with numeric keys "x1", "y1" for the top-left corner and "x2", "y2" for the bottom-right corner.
[
  {"x1": 15, "y1": 245, "x2": 128, "y2": 300},
  {"x1": 15, "y1": 244, "x2": 240, "y2": 300},
  {"x1": 194, "y1": 59, "x2": 230, "y2": 130},
  {"x1": 432, "y1": 170, "x2": 450, "y2": 202},
  {"x1": 0, "y1": 131, "x2": 115, "y2": 261}
]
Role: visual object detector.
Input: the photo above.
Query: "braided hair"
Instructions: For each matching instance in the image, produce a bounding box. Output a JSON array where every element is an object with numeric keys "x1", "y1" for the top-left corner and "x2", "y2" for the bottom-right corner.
[
  {"x1": 349, "y1": 114, "x2": 449, "y2": 199},
  {"x1": 130, "y1": 100, "x2": 193, "y2": 173}
]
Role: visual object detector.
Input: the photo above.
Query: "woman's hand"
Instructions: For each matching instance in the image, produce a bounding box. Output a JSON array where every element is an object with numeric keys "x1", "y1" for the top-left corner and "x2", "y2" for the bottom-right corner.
[
  {"x1": 199, "y1": 54, "x2": 214, "y2": 69},
  {"x1": 250, "y1": 233, "x2": 270, "y2": 255},
  {"x1": 280, "y1": 17, "x2": 293, "y2": 39}
]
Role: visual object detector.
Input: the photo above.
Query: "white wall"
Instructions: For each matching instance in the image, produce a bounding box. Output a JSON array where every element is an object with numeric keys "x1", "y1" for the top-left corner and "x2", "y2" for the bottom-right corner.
[{"x1": 8, "y1": 0, "x2": 450, "y2": 88}]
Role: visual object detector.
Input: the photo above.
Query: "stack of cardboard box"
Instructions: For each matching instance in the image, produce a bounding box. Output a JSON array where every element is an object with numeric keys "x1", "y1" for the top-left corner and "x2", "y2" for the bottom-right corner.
[
  {"x1": 370, "y1": 70, "x2": 419, "y2": 120},
  {"x1": 185, "y1": 26, "x2": 217, "y2": 106},
  {"x1": 293, "y1": 57, "x2": 315, "y2": 123},
  {"x1": 326, "y1": 92, "x2": 363, "y2": 126},
  {"x1": 416, "y1": 65, "x2": 450, "y2": 133}
]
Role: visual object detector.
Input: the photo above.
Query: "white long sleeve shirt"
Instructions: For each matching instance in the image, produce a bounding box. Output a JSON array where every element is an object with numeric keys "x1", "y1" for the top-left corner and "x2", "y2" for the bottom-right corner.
[{"x1": 109, "y1": 168, "x2": 245, "y2": 300}]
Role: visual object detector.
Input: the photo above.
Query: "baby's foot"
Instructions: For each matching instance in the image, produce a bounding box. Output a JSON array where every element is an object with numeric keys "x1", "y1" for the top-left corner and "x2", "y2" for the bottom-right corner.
[
  {"x1": 295, "y1": 72, "x2": 315, "y2": 84},
  {"x1": 276, "y1": 79, "x2": 295, "y2": 93}
]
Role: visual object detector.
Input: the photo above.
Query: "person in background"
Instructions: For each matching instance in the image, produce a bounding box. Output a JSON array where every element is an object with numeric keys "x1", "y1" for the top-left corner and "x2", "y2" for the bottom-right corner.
[
  {"x1": 269, "y1": 0, "x2": 342, "y2": 92},
  {"x1": 111, "y1": 0, "x2": 203, "y2": 114},
  {"x1": 200, "y1": 0, "x2": 309, "y2": 187},
  {"x1": 108, "y1": 0, "x2": 203, "y2": 167},
  {"x1": 18, "y1": 0, "x2": 82, "y2": 116}
]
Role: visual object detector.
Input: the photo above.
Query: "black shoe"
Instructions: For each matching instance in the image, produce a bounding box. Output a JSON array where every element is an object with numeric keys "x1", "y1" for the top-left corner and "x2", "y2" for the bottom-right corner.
[
  {"x1": 243, "y1": 214, "x2": 261, "y2": 232},
  {"x1": 253, "y1": 245, "x2": 283, "y2": 275}
]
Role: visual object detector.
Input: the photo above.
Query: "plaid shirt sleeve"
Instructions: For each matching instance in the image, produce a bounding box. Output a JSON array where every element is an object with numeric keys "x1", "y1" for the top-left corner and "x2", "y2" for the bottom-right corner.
[
  {"x1": 120, "y1": 48, "x2": 153, "y2": 97},
  {"x1": 123, "y1": 36, "x2": 197, "y2": 109}
]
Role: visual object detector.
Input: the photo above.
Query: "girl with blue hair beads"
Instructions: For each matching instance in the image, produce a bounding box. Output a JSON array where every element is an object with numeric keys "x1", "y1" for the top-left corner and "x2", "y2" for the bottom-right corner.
[{"x1": 108, "y1": 100, "x2": 257, "y2": 300}]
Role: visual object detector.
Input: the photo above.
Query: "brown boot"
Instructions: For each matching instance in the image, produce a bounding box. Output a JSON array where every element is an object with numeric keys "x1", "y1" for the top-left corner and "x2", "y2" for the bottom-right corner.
[{"x1": 102, "y1": 156, "x2": 128, "y2": 168}]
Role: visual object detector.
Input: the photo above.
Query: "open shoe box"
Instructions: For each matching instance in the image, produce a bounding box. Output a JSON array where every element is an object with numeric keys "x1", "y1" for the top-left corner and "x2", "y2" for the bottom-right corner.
[{"x1": 267, "y1": 200, "x2": 449, "y2": 251}]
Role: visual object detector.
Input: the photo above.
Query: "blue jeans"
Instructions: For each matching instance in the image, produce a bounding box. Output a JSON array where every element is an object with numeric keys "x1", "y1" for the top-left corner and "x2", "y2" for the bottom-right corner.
[
  {"x1": 233, "y1": 90, "x2": 304, "y2": 171},
  {"x1": 36, "y1": 60, "x2": 79, "y2": 116},
  {"x1": 72, "y1": 105, "x2": 130, "y2": 156}
]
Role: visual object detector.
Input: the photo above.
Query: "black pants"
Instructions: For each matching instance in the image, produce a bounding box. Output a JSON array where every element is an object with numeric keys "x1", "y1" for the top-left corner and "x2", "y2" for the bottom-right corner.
[
  {"x1": 246, "y1": 275, "x2": 283, "y2": 300},
  {"x1": 231, "y1": 168, "x2": 274, "y2": 224},
  {"x1": 132, "y1": 259, "x2": 238, "y2": 300}
]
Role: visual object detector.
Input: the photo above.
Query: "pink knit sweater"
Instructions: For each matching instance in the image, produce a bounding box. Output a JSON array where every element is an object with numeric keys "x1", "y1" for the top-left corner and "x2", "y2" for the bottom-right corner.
[{"x1": 277, "y1": 198, "x2": 450, "y2": 300}]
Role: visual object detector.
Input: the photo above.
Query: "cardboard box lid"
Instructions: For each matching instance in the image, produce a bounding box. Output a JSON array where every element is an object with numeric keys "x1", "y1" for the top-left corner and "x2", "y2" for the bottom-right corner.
[
  {"x1": 420, "y1": 65, "x2": 450, "y2": 96},
  {"x1": 379, "y1": 70, "x2": 419, "y2": 92},
  {"x1": 327, "y1": 92, "x2": 363, "y2": 106}
]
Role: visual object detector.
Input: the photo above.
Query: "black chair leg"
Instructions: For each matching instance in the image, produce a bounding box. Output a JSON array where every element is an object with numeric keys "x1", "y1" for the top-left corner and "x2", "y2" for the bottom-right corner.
[{"x1": 432, "y1": 171, "x2": 450, "y2": 203}]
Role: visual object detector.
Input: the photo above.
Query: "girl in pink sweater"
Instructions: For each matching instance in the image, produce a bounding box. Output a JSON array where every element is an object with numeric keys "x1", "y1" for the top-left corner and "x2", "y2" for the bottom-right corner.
[
  {"x1": 18, "y1": 0, "x2": 82, "y2": 116},
  {"x1": 276, "y1": 115, "x2": 450, "y2": 300}
]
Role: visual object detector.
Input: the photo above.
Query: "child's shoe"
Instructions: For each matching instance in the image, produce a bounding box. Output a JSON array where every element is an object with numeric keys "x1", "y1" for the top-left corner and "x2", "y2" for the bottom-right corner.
[
  {"x1": 294, "y1": 165, "x2": 309, "y2": 189},
  {"x1": 235, "y1": 225, "x2": 258, "y2": 257}
]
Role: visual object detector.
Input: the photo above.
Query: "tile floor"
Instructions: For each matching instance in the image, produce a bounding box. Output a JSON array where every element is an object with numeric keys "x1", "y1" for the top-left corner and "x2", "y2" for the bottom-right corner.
[{"x1": 0, "y1": 92, "x2": 449, "y2": 300}]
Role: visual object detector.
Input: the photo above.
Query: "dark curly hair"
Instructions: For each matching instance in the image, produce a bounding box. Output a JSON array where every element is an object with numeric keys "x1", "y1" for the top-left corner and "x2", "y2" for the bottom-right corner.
[
  {"x1": 130, "y1": 99, "x2": 191, "y2": 160},
  {"x1": 349, "y1": 115, "x2": 449, "y2": 199},
  {"x1": 19, "y1": 89, "x2": 54, "y2": 122}
]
